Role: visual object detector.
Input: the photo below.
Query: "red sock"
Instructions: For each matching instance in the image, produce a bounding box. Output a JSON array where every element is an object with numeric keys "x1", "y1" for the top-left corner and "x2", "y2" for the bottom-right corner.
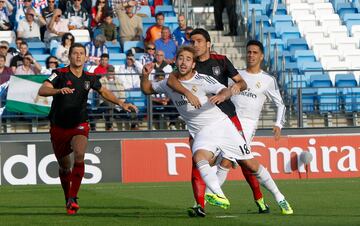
[
  {"x1": 191, "y1": 161, "x2": 206, "y2": 208},
  {"x1": 59, "y1": 169, "x2": 71, "y2": 200},
  {"x1": 69, "y1": 162, "x2": 85, "y2": 198},
  {"x1": 241, "y1": 164, "x2": 263, "y2": 200}
]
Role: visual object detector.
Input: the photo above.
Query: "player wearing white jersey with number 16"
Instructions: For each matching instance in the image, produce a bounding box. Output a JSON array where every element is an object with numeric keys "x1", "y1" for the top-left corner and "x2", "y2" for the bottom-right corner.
[{"x1": 141, "y1": 46, "x2": 293, "y2": 213}]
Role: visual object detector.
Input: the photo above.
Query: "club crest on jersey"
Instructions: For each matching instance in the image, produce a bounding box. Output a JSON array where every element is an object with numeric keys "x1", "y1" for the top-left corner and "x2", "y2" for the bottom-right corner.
[
  {"x1": 256, "y1": 81, "x2": 261, "y2": 88},
  {"x1": 212, "y1": 66, "x2": 221, "y2": 76},
  {"x1": 191, "y1": 85, "x2": 198, "y2": 93},
  {"x1": 84, "y1": 81, "x2": 90, "y2": 90}
]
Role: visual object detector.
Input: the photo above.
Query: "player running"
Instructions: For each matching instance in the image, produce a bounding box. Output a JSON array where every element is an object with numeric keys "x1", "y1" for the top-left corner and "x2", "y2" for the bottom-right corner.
[
  {"x1": 167, "y1": 28, "x2": 269, "y2": 216},
  {"x1": 230, "y1": 39, "x2": 291, "y2": 214},
  {"x1": 38, "y1": 43, "x2": 137, "y2": 215}
]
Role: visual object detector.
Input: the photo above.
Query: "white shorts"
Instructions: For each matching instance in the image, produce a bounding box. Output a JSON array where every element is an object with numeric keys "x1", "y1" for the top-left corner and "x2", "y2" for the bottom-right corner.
[
  {"x1": 238, "y1": 118, "x2": 258, "y2": 145},
  {"x1": 192, "y1": 118, "x2": 254, "y2": 161}
]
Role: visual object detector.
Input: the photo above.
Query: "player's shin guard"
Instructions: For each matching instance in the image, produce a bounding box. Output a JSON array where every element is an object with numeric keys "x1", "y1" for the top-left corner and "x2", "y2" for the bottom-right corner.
[
  {"x1": 69, "y1": 161, "x2": 85, "y2": 198},
  {"x1": 255, "y1": 165, "x2": 285, "y2": 203},
  {"x1": 240, "y1": 164, "x2": 263, "y2": 200},
  {"x1": 196, "y1": 160, "x2": 224, "y2": 196},
  {"x1": 59, "y1": 169, "x2": 71, "y2": 201},
  {"x1": 192, "y1": 161, "x2": 206, "y2": 208}
]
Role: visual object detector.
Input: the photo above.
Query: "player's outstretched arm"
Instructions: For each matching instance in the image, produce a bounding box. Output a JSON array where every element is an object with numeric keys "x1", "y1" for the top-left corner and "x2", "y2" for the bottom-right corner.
[
  {"x1": 38, "y1": 81, "x2": 74, "y2": 97},
  {"x1": 230, "y1": 74, "x2": 247, "y2": 94},
  {"x1": 140, "y1": 63, "x2": 157, "y2": 94},
  {"x1": 167, "y1": 72, "x2": 201, "y2": 108},
  {"x1": 98, "y1": 86, "x2": 138, "y2": 113},
  {"x1": 209, "y1": 88, "x2": 232, "y2": 105}
]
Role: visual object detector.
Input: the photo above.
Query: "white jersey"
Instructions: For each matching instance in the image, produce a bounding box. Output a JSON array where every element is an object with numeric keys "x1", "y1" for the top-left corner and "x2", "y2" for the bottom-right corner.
[
  {"x1": 152, "y1": 72, "x2": 228, "y2": 137},
  {"x1": 231, "y1": 70, "x2": 286, "y2": 128}
]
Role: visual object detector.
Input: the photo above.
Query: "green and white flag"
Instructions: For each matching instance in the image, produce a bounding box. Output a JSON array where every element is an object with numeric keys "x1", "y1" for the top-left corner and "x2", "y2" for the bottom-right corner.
[{"x1": 6, "y1": 75, "x2": 52, "y2": 115}]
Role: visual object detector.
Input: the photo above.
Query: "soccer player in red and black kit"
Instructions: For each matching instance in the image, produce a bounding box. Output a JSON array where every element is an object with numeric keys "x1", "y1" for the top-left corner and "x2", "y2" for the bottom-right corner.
[
  {"x1": 38, "y1": 43, "x2": 138, "y2": 215},
  {"x1": 167, "y1": 28, "x2": 269, "y2": 217}
]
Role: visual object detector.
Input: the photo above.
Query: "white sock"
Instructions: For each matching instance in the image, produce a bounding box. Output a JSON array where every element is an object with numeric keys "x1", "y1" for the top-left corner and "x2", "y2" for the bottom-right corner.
[
  {"x1": 205, "y1": 165, "x2": 230, "y2": 194},
  {"x1": 196, "y1": 160, "x2": 224, "y2": 196},
  {"x1": 255, "y1": 165, "x2": 285, "y2": 203}
]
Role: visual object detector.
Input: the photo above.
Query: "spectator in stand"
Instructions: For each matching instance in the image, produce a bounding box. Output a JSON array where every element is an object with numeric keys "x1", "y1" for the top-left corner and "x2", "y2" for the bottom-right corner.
[
  {"x1": 44, "y1": 9, "x2": 69, "y2": 47},
  {"x1": 140, "y1": 43, "x2": 155, "y2": 65},
  {"x1": 0, "y1": 41, "x2": 13, "y2": 67},
  {"x1": 85, "y1": 34, "x2": 109, "y2": 65},
  {"x1": 181, "y1": 26, "x2": 193, "y2": 46},
  {"x1": 149, "y1": 49, "x2": 172, "y2": 80},
  {"x1": 41, "y1": 0, "x2": 57, "y2": 40},
  {"x1": 99, "y1": 13, "x2": 118, "y2": 43},
  {"x1": 172, "y1": 14, "x2": 186, "y2": 46},
  {"x1": 94, "y1": 53, "x2": 110, "y2": 74},
  {"x1": 8, "y1": 38, "x2": 24, "y2": 56},
  {"x1": 56, "y1": 32, "x2": 75, "y2": 66},
  {"x1": 148, "y1": 0, "x2": 163, "y2": 17},
  {"x1": 15, "y1": 0, "x2": 36, "y2": 24},
  {"x1": 10, "y1": 42, "x2": 30, "y2": 72},
  {"x1": 110, "y1": 0, "x2": 147, "y2": 16},
  {"x1": 115, "y1": 0, "x2": 143, "y2": 47},
  {"x1": 64, "y1": 0, "x2": 89, "y2": 30},
  {"x1": 117, "y1": 51, "x2": 142, "y2": 89},
  {"x1": 0, "y1": 54, "x2": 13, "y2": 84},
  {"x1": 41, "y1": 56, "x2": 59, "y2": 74},
  {"x1": 0, "y1": 0, "x2": 13, "y2": 30},
  {"x1": 154, "y1": 26, "x2": 177, "y2": 64},
  {"x1": 14, "y1": 53, "x2": 41, "y2": 75},
  {"x1": 91, "y1": 0, "x2": 109, "y2": 30},
  {"x1": 17, "y1": 8, "x2": 47, "y2": 42},
  {"x1": 144, "y1": 12, "x2": 164, "y2": 45},
  {"x1": 213, "y1": 0, "x2": 238, "y2": 36},
  {"x1": 58, "y1": 0, "x2": 92, "y2": 16},
  {"x1": 98, "y1": 65, "x2": 126, "y2": 131}
]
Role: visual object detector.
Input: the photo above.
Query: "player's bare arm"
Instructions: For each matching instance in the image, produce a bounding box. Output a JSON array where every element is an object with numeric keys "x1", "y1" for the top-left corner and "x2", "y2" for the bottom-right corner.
[
  {"x1": 98, "y1": 86, "x2": 138, "y2": 113},
  {"x1": 273, "y1": 126, "x2": 281, "y2": 141},
  {"x1": 230, "y1": 74, "x2": 247, "y2": 94},
  {"x1": 38, "y1": 81, "x2": 75, "y2": 96},
  {"x1": 209, "y1": 88, "x2": 232, "y2": 105},
  {"x1": 167, "y1": 72, "x2": 201, "y2": 109},
  {"x1": 140, "y1": 63, "x2": 157, "y2": 94}
]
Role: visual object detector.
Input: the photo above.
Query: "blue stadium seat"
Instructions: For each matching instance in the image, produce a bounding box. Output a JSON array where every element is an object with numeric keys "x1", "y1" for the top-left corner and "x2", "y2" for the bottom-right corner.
[
  {"x1": 343, "y1": 13, "x2": 360, "y2": 30},
  {"x1": 343, "y1": 87, "x2": 360, "y2": 112},
  {"x1": 293, "y1": 88, "x2": 316, "y2": 113},
  {"x1": 309, "y1": 74, "x2": 332, "y2": 87},
  {"x1": 125, "y1": 88, "x2": 147, "y2": 113},
  {"x1": 28, "y1": 42, "x2": 47, "y2": 54},
  {"x1": 287, "y1": 38, "x2": 309, "y2": 53},
  {"x1": 293, "y1": 50, "x2": 316, "y2": 67},
  {"x1": 268, "y1": 3, "x2": 287, "y2": 15},
  {"x1": 335, "y1": 73, "x2": 357, "y2": 87},
  {"x1": 336, "y1": 3, "x2": 357, "y2": 19},
  {"x1": 109, "y1": 53, "x2": 126, "y2": 65},
  {"x1": 137, "y1": 5, "x2": 151, "y2": 17},
  {"x1": 123, "y1": 41, "x2": 144, "y2": 54},
  {"x1": 279, "y1": 26, "x2": 301, "y2": 44},
  {"x1": 164, "y1": 16, "x2": 178, "y2": 32},
  {"x1": 247, "y1": 4, "x2": 266, "y2": 16},
  {"x1": 155, "y1": 5, "x2": 176, "y2": 17},
  {"x1": 299, "y1": 62, "x2": 323, "y2": 74},
  {"x1": 271, "y1": 15, "x2": 293, "y2": 28},
  {"x1": 33, "y1": 54, "x2": 50, "y2": 67},
  {"x1": 106, "y1": 41, "x2": 122, "y2": 53},
  {"x1": 317, "y1": 87, "x2": 340, "y2": 113}
]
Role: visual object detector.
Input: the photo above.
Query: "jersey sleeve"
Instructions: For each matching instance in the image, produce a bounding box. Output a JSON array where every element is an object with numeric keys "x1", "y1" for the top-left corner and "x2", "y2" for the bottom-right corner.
[
  {"x1": 202, "y1": 75, "x2": 226, "y2": 94},
  {"x1": 91, "y1": 75, "x2": 102, "y2": 91},
  {"x1": 224, "y1": 56, "x2": 239, "y2": 78},
  {"x1": 46, "y1": 70, "x2": 61, "y2": 87},
  {"x1": 151, "y1": 79, "x2": 167, "y2": 94},
  {"x1": 265, "y1": 77, "x2": 286, "y2": 128}
]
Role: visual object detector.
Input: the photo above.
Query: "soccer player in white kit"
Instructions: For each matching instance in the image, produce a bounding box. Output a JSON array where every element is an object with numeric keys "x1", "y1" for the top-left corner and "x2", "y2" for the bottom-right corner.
[
  {"x1": 141, "y1": 46, "x2": 293, "y2": 213},
  {"x1": 230, "y1": 40, "x2": 292, "y2": 214}
]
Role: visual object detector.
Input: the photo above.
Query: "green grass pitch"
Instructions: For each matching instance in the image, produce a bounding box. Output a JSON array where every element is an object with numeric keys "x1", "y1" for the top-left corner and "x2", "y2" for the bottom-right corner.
[{"x1": 0, "y1": 178, "x2": 359, "y2": 226}]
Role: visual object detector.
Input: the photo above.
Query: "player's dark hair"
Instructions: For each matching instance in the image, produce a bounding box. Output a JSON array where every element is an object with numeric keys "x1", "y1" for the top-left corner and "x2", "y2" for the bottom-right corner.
[
  {"x1": 246, "y1": 40, "x2": 264, "y2": 53},
  {"x1": 176, "y1": 45, "x2": 197, "y2": 60},
  {"x1": 190, "y1": 28, "x2": 211, "y2": 42},
  {"x1": 69, "y1": 43, "x2": 86, "y2": 56},
  {"x1": 100, "y1": 53, "x2": 109, "y2": 59},
  {"x1": 155, "y1": 12, "x2": 164, "y2": 19}
]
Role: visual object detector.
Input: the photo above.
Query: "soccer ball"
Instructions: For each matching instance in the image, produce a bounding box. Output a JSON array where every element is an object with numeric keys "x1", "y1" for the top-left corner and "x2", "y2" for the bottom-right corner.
[{"x1": 300, "y1": 151, "x2": 313, "y2": 164}]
